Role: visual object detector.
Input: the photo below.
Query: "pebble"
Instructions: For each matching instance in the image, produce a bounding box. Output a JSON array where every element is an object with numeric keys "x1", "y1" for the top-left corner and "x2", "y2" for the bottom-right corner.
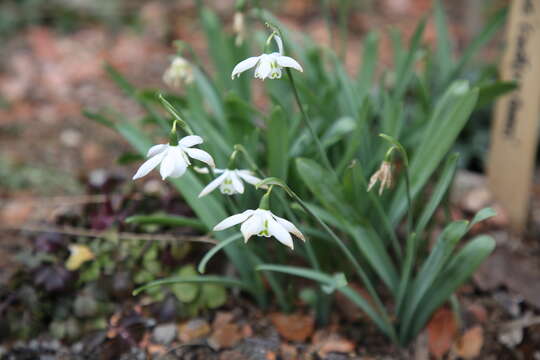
[{"x1": 152, "y1": 323, "x2": 177, "y2": 345}]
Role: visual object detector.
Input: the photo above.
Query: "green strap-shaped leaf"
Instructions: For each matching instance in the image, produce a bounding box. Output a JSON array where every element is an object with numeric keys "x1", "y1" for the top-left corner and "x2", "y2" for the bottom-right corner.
[
  {"x1": 389, "y1": 81, "x2": 479, "y2": 225},
  {"x1": 126, "y1": 214, "x2": 207, "y2": 232},
  {"x1": 404, "y1": 235, "x2": 495, "y2": 343},
  {"x1": 414, "y1": 153, "x2": 459, "y2": 236},
  {"x1": 133, "y1": 275, "x2": 251, "y2": 296}
]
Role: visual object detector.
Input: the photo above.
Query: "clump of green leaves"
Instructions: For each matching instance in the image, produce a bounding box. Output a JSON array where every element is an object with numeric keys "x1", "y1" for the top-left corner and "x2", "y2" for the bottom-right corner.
[{"x1": 88, "y1": 0, "x2": 509, "y2": 346}]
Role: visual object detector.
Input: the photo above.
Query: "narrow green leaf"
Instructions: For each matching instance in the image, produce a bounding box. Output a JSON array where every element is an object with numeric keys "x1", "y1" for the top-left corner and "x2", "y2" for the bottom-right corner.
[
  {"x1": 469, "y1": 207, "x2": 497, "y2": 229},
  {"x1": 399, "y1": 220, "x2": 468, "y2": 338},
  {"x1": 414, "y1": 153, "x2": 459, "y2": 236},
  {"x1": 348, "y1": 225, "x2": 399, "y2": 293},
  {"x1": 405, "y1": 235, "x2": 495, "y2": 342},
  {"x1": 393, "y1": 17, "x2": 427, "y2": 99},
  {"x1": 198, "y1": 234, "x2": 242, "y2": 274},
  {"x1": 434, "y1": 0, "x2": 454, "y2": 80},
  {"x1": 83, "y1": 110, "x2": 114, "y2": 129},
  {"x1": 476, "y1": 81, "x2": 517, "y2": 108},
  {"x1": 390, "y1": 81, "x2": 479, "y2": 225},
  {"x1": 357, "y1": 31, "x2": 379, "y2": 97},
  {"x1": 133, "y1": 275, "x2": 250, "y2": 296},
  {"x1": 444, "y1": 7, "x2": 507, "y2": 86},
  {"x1": 125, "y1": 214, "x2": 207, "y2": 232},
  {"x1": 267, "y1": 106, "x2": 290, "y2": 181}
]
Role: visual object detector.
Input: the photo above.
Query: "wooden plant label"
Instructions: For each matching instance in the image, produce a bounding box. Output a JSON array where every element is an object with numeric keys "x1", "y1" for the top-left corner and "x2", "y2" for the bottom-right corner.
[{"x1": 488, "y1": 0, "x2": 540, "y2": 232}]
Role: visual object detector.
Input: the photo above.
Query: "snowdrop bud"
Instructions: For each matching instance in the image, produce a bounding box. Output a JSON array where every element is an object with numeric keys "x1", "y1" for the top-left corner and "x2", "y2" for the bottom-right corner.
[
  {"x1": 163, "y1": 56, "x2": 194, "y2": 88},
  {"x1": 233, "y1": 11, "x2": 246, "y2": 47}
]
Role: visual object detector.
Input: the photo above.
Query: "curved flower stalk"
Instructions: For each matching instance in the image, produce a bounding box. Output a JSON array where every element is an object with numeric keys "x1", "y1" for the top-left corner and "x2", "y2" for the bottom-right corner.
[
  {"x1": 132, "y1": 135, "x2": 215, "y2": 181},
  {"x1": 213, "y1": 208, "x2": 305, "y2": 249},
  {"x1": 195, "y1": 167, "x2": 266, "y2": 197},
  {"x1": 163, "y1": 56, "x2": 194, "y2": 88},
  {"x1": 231, "y1": 34, "x2": 303, "y2": 80}
]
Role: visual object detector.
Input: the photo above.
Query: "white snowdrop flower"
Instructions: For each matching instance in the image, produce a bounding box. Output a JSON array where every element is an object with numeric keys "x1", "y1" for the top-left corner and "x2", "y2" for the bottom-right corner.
[
  {"x1": 133, "y1": 135, "x2": 214, "y2": 181},
  {"x1": 213, "y1": 209, "x2": 305, "y2": 249},
  {"x1": 163, "y1": 56, "x2": 194, "y2": 88},
  {"x1": 197, "y1": 168, "x2": 265, "y2": 197},
  {"x1": 231, "y1": 34, "x2": 303, "y2": 80}
]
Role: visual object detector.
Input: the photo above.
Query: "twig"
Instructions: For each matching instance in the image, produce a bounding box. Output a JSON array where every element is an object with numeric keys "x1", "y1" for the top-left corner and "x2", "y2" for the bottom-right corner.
[{"x1": 1, "y1": 224, "x2": 217, "y2": 244}]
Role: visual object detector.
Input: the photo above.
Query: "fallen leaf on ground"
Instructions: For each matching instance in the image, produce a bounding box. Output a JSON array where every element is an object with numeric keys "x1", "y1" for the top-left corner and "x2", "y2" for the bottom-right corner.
[
  {"x1": 270, "y1": 312, "x2": 315, "y2": 342},
  {"x1": 453, "y1": 325, "x2": 484, "y2": 359},
  {"x1": 208, "y1": 323, "x2": 243, "y2": 350},
  {"x1": 427, "y1": 308, "x2": 458, "y2": 358},
  {"x1": 312, "y1": 330, "x2": 355, "y2": 357},
  {"x1": 178, "y1": 319, "x2": 210, "y2": 342}
]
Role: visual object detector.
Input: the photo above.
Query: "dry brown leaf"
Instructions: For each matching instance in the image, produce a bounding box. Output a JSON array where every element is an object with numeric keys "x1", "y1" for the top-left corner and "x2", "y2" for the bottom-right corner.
[
  {"x1": 453, "y1": 325, "x2": 484, "y2": 359},
  {"x1": 270, "y1": 312, "x2": 315, "y2": 342},
  {"x1": 312, "y1": 330, "x2": 355, "y2": 357},
  {"x1": 427, "y1": 308, "x2": 458, "y2": 358},
  {"x1": 178, "y1": 319, "x2": 211, "y2": 343},
  {"x1": 208, "y1": 323, "x2": 243, "y2": 350}
]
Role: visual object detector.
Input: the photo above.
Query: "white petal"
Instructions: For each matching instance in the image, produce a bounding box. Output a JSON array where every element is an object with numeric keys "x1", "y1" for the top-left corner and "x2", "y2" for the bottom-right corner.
[
  {"x1": 194, "y1": 167, "x2": 224, "y2": 174},
  {"x1": 240, "y1": 214, "x2": 263, "y2": 242},
  {"x1": 274, "y1": 35, "x2": 284, "y2": 55},
  {"x1": 132, "y1": 153, "x2": 164, "y2": 180},
  {"x1": 267, "y1": 217, "x2": 294, "y2": 249},
  {"x1": 198, "y1": 172, "x2": 228, "y2": 198},
  {"x1": 274, "y1": 215, "x2": 305, "y2": 241},
  {"x1": 276, "y1": 56, "x2": 303, "y2": 72},
  {"x1": 213, "y1": 210, "x2": 255, "y2": 231},
  {"x1": 159, "y1": 150, "x2": 180, "y2": 180},
  {"x1": 147, "y1": 144, "x2": 167, "y2": 157},
  {"x1": 179, "y1": 135, "x2": 203, "y2": 148},
  {"x1": 184, "y1": 148, "x2": 215, "y2": 168},
  {"x1": 254, "y1": 56, "x2": 272, "y2": 80},
  {"x1": 230, "y1": 172, "x2": 244, "y2": 194},
  {"x1": 236, "y1": 170, "x2": 265, "y2": 187},
  {"x1": 231, "y1": 56, "x2": 260, "y2": 79},
  {"x1": 169, "y1": 159, "x2": 188, "y2": 178}
]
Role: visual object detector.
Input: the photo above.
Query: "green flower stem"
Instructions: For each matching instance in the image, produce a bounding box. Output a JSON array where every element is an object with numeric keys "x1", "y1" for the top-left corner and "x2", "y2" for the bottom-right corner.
[
  {"x1": 286, "y1": 69, "x2": 335, "y2": 176},
  {"x1": 158, "y1": 94, "x2": 195, "y2": 135}
]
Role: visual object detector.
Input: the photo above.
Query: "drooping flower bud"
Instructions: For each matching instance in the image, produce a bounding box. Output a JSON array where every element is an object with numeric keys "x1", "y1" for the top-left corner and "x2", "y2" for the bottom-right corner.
[
  {"x1": 233, "y1": 12, "x2": 246, "y2": 47},
  {"x1": 163, "y1": 56, "x2": 194, "y2": 88},
  {"x1": 367, "y1": 161, "x2": 393, "y2": 196}
]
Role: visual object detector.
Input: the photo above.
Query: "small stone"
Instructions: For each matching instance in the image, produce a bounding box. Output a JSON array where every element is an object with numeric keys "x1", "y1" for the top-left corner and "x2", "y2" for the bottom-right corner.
[{"x1": 153, "y1": 323, "x2": 177, "y2": 345}]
